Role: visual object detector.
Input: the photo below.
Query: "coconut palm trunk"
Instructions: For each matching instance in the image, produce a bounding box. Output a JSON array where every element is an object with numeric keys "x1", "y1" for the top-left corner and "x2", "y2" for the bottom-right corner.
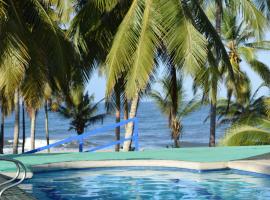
[
  {"x1": 123, "y1": 93, "x2": 139, "y2": 152},
  {"x1": 209, "y1": 0, "x2": 222, "y2": 147},
  {"x1": 44, "y1": 100, "x2": 50, "y2": 152},
  {"x1": 124, "y1": 97, "x2": 129, "y2": 130},
  {"x1": 115, "y1": 87, "x2": 121, "y2": 152},
  {"x1": 13, "y1": 90, "x2": 20, "y2": 154},
  {"x1": 172, "y1": 121, "x2": 181, "y2": 148},
  {"x1": 0, "y1": 109, "x2": 4, "y2": 154},
  {"x1": 169, "y1": 64, "x2": 179, "y2": 148},
  {"x1": 30, "y1": 109, "x2": 37, "y2": 150},
  {"x1": 209, "y1": 100, "x2": 217, "y2": 147},
  {"x1": 22, "y1": 101, "x2": 26, "y2": 153}
]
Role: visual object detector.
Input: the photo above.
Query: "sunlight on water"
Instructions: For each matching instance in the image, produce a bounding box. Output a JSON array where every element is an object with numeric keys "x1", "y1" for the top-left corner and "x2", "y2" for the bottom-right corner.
[{"x1": 21, "y1": 167, "x2": 270, "y2": 200}]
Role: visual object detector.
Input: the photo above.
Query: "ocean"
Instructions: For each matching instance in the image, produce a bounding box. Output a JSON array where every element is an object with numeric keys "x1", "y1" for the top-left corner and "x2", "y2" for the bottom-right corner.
[{"x1": 2, "y1": 102, "x2": 228, "y2": 153}]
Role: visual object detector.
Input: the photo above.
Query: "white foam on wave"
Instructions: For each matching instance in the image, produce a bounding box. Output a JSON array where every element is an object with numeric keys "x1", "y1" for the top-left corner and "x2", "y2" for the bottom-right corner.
[{"x1": 3, "y1": 137, "x2": 82, "y2": 154}]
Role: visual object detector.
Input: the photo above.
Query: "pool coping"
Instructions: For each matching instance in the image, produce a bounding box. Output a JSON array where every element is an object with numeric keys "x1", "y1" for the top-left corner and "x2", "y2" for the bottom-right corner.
[{"x1": 2, "y1": 158, "x2": 270, "y2": 178}]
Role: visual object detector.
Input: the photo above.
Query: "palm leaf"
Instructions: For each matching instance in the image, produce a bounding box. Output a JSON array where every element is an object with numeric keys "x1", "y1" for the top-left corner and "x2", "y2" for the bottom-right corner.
[
  {"x1": 161, "y1": 0, "x2": 207, "y2": 74},
  {"x1": 219, "y1": 124, "x2": 270, "y2": 146}
]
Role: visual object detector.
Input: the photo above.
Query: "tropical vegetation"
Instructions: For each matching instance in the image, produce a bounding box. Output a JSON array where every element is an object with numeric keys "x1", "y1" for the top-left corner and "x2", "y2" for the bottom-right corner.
[
  {"x1": 0, "y1": 0, "x2": 269, "y2": 154},
  {"x1": 219, "y1": 119, "x2": 270, "y2": 146},
  {"x1": 56, "y1": 87, "x2": 106, "y2": 135},
  {"x1": 150, "y1": 75, "x2": 200, "y2": 147}
]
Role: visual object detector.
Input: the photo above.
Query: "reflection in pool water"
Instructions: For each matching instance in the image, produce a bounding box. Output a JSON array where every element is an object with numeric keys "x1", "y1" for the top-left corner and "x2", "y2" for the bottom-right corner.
[{"x1": 21, "y1": 167, "x2": 270, "y2": 200}]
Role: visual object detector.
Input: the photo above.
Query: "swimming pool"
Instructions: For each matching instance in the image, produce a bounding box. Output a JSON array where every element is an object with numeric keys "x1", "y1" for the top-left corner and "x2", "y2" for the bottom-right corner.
[{"x1": 21, "y1": 167, "x2": 270, "y2": 200}]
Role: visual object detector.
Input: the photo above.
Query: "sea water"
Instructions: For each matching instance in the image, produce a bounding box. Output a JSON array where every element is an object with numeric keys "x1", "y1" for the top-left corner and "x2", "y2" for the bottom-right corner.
[{"x1": 2, "y1": 102, "x2": 228, "y2": 153}]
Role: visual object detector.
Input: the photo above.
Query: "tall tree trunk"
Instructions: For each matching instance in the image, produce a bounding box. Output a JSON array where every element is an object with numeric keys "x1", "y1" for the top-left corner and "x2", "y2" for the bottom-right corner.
[
  {"x1": 124, "y1": 98, "x2": 129, "y2": 120},
  {"x1": 124, "y1": 97, "x2": 129, "y2": 130},
  {"x1": 174, "y1": 136, "x2": 180, "y2": 148},
  {"x1": 115, "y1": 87, "x2": 121, "y2": 152},
  {"x1": 0, "y1": 109, "x2": 4, "y2": 154},
  {"x1": 209, "y1": 0, "x2": 222, "y2": 147},
  {"x1": 45, "y1": 100, "x2": 50, "y2": 153},
  {"x1": 209, "y1": 100, "x2": 216, "y2": 147},
  {"x1": 123, "y1": 93, "x2": 139, "y2": 152},
  {"x1": 170, "y1": 64, "x2": 179, "y2": 148},
  {"x1": 215, "y1": 0, "x2": 222, "y2": 34},
  {"x1": 22, "y1": 101, "x2": 26, "y2": 153},
  {"x1": 13, "y1": 90, "x2": 20, "y2": 154},
  {"x1": 30, "y1": 109, "x2": 37, "y2": 150}
]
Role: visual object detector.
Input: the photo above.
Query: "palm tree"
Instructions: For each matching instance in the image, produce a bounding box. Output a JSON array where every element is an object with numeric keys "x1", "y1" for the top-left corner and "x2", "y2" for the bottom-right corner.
[
  {"x1": 105, "y1": 83, "x2": 123, "y2": 152},
  {"x1": 150, "y1": 75, "x2": 201, "y2": 147},
  {"x1": 69, "y1": 0, "x2": 134, "y2": 151},
  {"x1": 29, "y1": 108, "x2": 37, "y2": 150},
  {"x1": 43, "y1": 84, "x2": 52, "y2": 152},
  {"x1": 193, "y1": 49, "x2": 222, "y2": 147},
  {"x1": 69, "y1": 0, "x2": 236, "y2": 151},
  {"x1": 0, "y1": 91, "x2": 13, "y2": 154},
  {"x1": 0, "y1": 1, "x2": 81, "y2": 153},
  {"x1": 13, "y1": 90, "x2": 20, "y2": 154},
  {"x1": 199, "y1": 0, "x2": 268, "y2": 147},
  {"x1": 221, "y1": 9, "x2": 270, "y2": 105},
  {"x1": 105, "y1": 0, "x2": 235, "y2": 151},
  {"x1": 69, "y1": 0, "x2": 265, "y2": 151},
  {"x1": 105, "y1": 76, "x2": 129, "y2": 151},
  {"x1": 57, "y1": 87, "x2": 106, "y2": 136}
]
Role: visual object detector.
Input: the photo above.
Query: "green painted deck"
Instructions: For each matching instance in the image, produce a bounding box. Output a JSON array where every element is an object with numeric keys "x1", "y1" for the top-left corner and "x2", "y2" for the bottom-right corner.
[{"x1": 1, "y1": 146, "x2": 270, "y2": 172}]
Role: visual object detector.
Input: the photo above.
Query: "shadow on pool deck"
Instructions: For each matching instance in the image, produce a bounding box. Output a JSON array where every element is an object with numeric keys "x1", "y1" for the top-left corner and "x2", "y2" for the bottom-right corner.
[{"x1": 0, "y1": 175, "x2": 36, "y2": 200}]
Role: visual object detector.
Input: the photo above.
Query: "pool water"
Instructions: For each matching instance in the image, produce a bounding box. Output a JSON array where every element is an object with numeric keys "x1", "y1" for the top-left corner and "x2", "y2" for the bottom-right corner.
[{"x1": 21, "y1": 167, "x2": 270, "y2": 200}]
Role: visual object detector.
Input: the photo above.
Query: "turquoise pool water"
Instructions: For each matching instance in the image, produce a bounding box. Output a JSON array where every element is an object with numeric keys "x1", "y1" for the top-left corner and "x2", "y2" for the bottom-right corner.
[{"x1": 21, "y1": 167, "x2": 270, "y2": 200}]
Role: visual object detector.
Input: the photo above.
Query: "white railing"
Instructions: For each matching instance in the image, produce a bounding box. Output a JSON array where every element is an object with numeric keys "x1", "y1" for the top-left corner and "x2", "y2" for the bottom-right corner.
[{"x1": 0, "y1": 157, "x2": 27, "y2": 197}]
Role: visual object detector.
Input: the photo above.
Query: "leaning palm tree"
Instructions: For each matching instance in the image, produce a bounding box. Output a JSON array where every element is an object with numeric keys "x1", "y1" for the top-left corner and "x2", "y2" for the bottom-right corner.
[
  {"x1": 57, "y1": 86, "x2": 106, "y2": 136},
  {"x1": 150, "y1": 75, "x2": 201, "y2": 147}
]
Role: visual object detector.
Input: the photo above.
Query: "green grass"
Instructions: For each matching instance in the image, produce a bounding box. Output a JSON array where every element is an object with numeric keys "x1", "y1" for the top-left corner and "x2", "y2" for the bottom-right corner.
[{"x1": 1, "y1": 145, "x2": 270, "y2": 172}]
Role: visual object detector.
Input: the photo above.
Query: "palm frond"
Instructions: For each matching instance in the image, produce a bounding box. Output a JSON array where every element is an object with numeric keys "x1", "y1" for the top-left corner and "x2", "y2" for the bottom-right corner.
[
  {"x1": 248, "y1": 59, "x2": 270, "y2": 85},
  {"x1": 235, "y1": 0, "x2": 267, "y2": 38},
  {"x1": 161, "y1": 0, "x2": 207, "y2": 74},
  {"x1": 219, "y1": 123, "x2": 270, "y2": 146},
  {"x1": 245, "y1": 41, "x2": 270, "y2": 50},
  {"x1": 105, "y1": 0, "x2": 142, "y2": 95}
]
